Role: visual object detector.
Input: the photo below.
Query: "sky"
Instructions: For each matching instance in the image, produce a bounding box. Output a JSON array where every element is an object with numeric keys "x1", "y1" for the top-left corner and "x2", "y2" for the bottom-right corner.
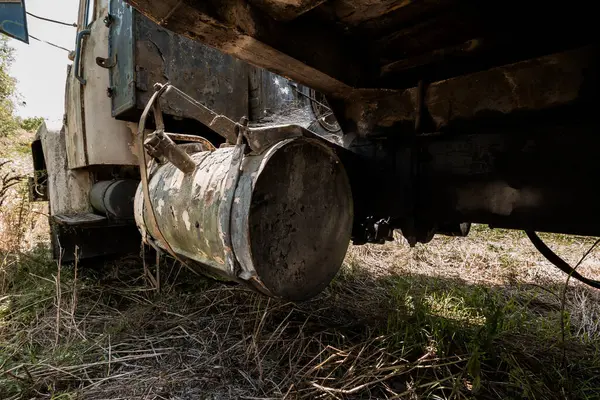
[{"x1": 8, "y1": 0, "x2": 79, "y2": 126}]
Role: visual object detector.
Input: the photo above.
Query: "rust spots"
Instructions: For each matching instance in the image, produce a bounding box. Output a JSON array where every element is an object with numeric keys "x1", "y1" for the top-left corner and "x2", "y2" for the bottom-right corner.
[
  {"x1": 249, "y1": 0, "x2": 327, "y2": 21},
  {"x1": 334, "y1": 0, "x2": 413, "y2": 25},
  {"x1": 204, "y1": 189, "x2": 215, "y2": 205}
]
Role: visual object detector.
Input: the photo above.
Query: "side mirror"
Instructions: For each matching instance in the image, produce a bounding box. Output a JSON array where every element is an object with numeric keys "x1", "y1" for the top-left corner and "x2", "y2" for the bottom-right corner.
[{"x1": 0, "y1": 0, "x2": 29, "y2": 43}]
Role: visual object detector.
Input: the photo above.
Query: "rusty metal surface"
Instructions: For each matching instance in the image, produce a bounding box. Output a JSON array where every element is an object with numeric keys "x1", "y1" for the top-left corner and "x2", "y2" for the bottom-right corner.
[
  {"x1": 248, "y1": 67, "x2": 343, "y2": 140},
  {"x1": 135, "y1": 14, "x2": 249, "y2": 120},
  {"x1": 135, "y1": 148, "x2": 233, "y2": 272},
  {"x1": 249, "y1": 0, "x2": 327, "y2": 21},
  {"x1": 125, "y1": 0, "x2": 595, "y2": 99},
  {"x1": 233, "y1": 138, "x2": 353, "y2": 300},
  {"x1": 249, "y1": 68, "x2": 297, "y2": 121},
  {"x1": 40, "y1": 124, "x2": 93, "y2": 217},
  {"x1": 120, "y1": 1, "x2": 600, "y2": 245},
  {"x1": 135, "y1": 137, "x2": 353, "y2": 300},
  {"x1": 166, "y1": 133, "x2": 216, "y2": 151},
  {"x1": 125, "y1": 0, "x2": 356, "y2": 97},
  {"x1": 244, "y1": 124, "x2": 304, "y2": 153},
  {"x1": 419, "y1": 124, "x2": 600, "y2": 236},
  {"x1": 70, "y1": 5, "x2": 138, "y2": 168},
  {"x1": 110, "y1": 4, "x2": 249, "y2": 122},
  {"x1": 156, "y1": 83, "x2": 330, "y2": 152},
  {"x1": 159, "y1": 86, "x2": 239, "y2": 144},
  {"x1": 144, "y1": 130, "x2": 196, "y2": 173},
  {"x1": 332, "y1": 46, "x2": 596, "y2": 138}
]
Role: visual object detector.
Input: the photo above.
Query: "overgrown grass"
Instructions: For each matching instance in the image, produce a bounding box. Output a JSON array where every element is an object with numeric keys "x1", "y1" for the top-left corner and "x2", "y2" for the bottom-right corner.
[
  {"x1": 1, "y1": 241, "x2": 599, "y2": 399},
  {"x1": 2, "y1": 185, "x2": 600, "y2": 398}
]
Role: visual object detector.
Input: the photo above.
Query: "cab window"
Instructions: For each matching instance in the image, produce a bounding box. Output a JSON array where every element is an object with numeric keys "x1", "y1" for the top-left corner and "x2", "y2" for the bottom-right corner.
[{"x1": 85, "y1": 0, "x2": 95, "y2": 27}]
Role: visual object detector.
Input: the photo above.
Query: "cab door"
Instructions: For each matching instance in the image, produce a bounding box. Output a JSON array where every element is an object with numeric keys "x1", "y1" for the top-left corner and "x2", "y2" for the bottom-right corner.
[
  {"x1": 64, "y1": 0, "x2": 88, "y2": 168},
  {"x1": 66, "y1": 0, "x2": 137, "y2": 169}
]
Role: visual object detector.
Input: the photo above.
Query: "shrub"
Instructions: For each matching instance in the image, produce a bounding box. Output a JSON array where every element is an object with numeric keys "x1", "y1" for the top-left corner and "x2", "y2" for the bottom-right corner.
[{"x1": 19, "y1": 116, "x2": 44, "y2": 132}]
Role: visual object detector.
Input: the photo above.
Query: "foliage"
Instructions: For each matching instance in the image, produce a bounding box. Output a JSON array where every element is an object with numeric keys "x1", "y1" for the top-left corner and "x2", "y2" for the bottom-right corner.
[
  {"x1": 0, "y1": 37, "x2": 18, "y2": 137},
  {"x1": 19, "y1": 116, "x2": 44, "y2": 132},
  {"x1": 0, "y1": 160, "x2": 22, "y2": 208}
]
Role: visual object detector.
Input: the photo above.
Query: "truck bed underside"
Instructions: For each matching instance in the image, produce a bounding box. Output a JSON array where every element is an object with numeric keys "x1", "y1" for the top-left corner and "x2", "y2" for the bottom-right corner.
[
  {"x1": 125, "y1": 0, "x2": 595, "y2": 96},
  {"x1": 125, "y1": 0, "x2": 600, "y2": 242}
]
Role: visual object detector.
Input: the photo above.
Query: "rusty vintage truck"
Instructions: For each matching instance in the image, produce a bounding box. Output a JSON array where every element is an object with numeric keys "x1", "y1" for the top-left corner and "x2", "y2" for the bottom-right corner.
[{"x1": 4, "y1": 0, "x2": 600, "y2": 299}]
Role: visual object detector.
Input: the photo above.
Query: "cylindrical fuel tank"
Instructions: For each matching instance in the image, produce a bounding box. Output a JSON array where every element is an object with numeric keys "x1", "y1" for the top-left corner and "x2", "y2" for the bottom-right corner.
[{"x1": 134, "y1": 137, "x2": 353, "y2": 301}]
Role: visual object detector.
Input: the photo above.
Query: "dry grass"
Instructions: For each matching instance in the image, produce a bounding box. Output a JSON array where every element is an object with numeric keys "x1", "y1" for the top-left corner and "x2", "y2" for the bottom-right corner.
[
  {"x1": 2, "y1": 167, "x2": 600, "y2": 399},
  {"x1": 1, "y1": 232, "x2": 598, "y2": 398}
]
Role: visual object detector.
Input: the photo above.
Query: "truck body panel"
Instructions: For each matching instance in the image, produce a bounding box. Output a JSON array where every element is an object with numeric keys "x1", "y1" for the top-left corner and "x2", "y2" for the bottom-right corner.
[
  {"x1": 108, "y1": 1, "x2": 250, "y2": 124},
  {"x1": 122, "y1": 0, "x2": 600, "y2": 245}
]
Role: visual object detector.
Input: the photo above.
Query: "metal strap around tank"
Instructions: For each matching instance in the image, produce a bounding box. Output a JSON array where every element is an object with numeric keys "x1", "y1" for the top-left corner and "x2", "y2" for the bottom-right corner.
[
  {"x1": 165, "y1": 133, "x2": 216, "y2": 151},
  {"x1": 223, "y1": 121, "x2": 274, "y2": 297},
  {"x1": 100, "y1": 180, "x2": 115, "y2": 218},
  {"x1": 137, "y1": 84, "x2": 194, "y2": 271},
  {"x1": 222, "y1": 132, "x2": 246, "y2": 275}
]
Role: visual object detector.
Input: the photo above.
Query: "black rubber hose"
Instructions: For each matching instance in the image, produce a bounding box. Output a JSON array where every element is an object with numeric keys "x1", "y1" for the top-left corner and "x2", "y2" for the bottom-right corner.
[{"x1": 526, "y1": 231, "x2": 600, "y2": 289}]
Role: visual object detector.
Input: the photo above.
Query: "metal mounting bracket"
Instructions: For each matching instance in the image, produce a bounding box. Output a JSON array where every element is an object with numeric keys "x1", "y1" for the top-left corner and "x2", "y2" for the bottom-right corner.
[{"x1": 96, "y1": 55, "x2": 117, "y2": 69}]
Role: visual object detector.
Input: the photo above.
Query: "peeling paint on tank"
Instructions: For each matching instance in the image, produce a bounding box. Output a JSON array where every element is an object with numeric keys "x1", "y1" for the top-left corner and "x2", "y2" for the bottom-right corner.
[
  {"x1": 157, "y1": 198, "x2": 165, "y2": 215},
  {"x1": 170, "y1": 169, "x2": 185, "y2": 190},
  {"x1": 192, "y1": 169, "x2": 205, "y2": 192},
  {"x1": 213, "y1": 256, "x2": 225, "y2": 265},
  {"x1": 195, "y1": 249, "x2": 209, "y2": 260},
  {"x1": 148, "y1": 174, "x2": 160, "y2": 191},
  {"x1": 191, "y1": 149, "x2": 231, "y2": 192},
  {"x1": 224, "y1": 177, "x2": 233, "y2": 190},
  {"x1": 133, "y1": 186, "x2": 147, "y2": 239},
  {"x1": 182, "y1": 210, "x2": 191, "y2": 230}
]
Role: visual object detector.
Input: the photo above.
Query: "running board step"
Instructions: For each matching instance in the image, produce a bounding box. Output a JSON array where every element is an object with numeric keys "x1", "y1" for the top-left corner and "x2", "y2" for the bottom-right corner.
[{"x1": 52, "y1": 213, "x2": 107, "y2": 226}]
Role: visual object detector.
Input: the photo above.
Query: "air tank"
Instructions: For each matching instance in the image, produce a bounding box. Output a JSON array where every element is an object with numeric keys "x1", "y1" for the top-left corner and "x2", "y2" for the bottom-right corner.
[{"x1": 134, "y1": 137, "x2": 353, "y2": 301}]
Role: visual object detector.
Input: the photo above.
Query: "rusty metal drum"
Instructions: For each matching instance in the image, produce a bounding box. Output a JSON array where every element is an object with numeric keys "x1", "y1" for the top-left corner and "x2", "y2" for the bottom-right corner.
[{"x1": 134, "y1": 137, "x2": 353, "y2": 301}]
